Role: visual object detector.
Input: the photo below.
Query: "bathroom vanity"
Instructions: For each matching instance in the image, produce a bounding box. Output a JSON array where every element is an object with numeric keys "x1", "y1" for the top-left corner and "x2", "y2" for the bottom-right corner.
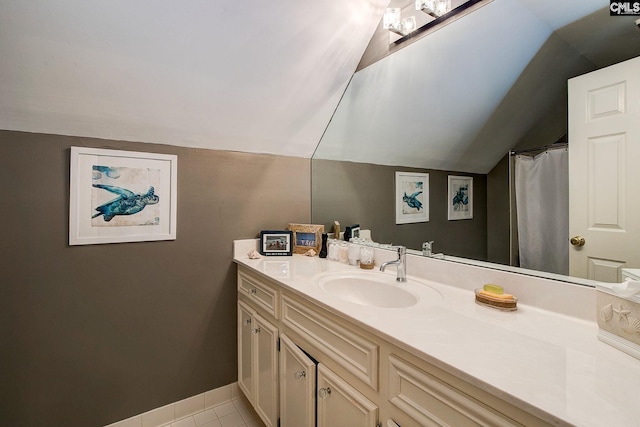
[{"x1": 234, "y1": 240, "x2": 640, "y2": 427}]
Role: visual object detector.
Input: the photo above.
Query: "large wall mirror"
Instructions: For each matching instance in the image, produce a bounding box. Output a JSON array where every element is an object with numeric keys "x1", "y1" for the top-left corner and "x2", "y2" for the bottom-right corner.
[{"x1": 311, "y1": 1, "x2": 640, "y2": 286}]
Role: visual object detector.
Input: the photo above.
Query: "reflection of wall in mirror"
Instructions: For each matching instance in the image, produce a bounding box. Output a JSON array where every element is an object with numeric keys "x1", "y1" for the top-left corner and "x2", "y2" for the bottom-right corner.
[
  {"x1": 311, "y1": 159, "x2": 487, "y2": 261},
  {"x1": 313, "y1": 6, "x2": 640, "y2": 283}
]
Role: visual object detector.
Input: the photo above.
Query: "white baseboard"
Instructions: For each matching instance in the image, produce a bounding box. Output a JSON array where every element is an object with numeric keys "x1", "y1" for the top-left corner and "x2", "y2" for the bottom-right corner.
[{"x1": 105, "y1": 382, "x2": 241, "y2": 427}]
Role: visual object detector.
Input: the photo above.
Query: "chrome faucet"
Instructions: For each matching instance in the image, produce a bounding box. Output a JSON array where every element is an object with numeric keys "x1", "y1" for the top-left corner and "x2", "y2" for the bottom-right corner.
[
  {"x1": 422, "y1": 241, "x2": 434, "y2": 257},
  {"x1": 380, "y1": 246, "x2": 406, "y2": 282}
]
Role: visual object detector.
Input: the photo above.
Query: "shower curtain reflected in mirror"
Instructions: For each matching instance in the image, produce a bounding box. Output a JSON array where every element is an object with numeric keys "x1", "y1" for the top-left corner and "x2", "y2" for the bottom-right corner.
[{"x1": 514, "y1": 148, "x2": 569, "y2": 275}]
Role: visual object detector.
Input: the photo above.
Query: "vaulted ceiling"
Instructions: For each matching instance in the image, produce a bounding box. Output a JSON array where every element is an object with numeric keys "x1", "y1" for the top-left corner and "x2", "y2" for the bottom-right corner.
[
  {"x1": 315, "y1": 0, "x2": 640, "y2": 173},
  {"x1": 1, "y1": 1, "x2": 639, "y2": 172},
  {"x1": 0, "y1": 0, "x2": 388, "y2": 157}
]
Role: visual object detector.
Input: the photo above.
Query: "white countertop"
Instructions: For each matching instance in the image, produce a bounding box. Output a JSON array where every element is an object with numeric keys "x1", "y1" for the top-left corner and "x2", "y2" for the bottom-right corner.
[{"x1": 234, "y1": 240, "x2": 640, "y2": 427}]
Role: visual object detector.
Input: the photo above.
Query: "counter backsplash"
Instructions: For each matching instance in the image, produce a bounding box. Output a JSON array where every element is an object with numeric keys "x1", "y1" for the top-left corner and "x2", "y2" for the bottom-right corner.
[{"x1": 234, "y1": 239, "x2": 595, "y2": 322}]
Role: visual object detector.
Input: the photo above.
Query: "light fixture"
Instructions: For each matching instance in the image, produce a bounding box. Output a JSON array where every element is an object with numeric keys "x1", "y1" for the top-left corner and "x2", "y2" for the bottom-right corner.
[
  {"x1": 382, "y1": 0, "x2": 480, "y2": 43},
  {"x1": 416, "y1": 0, "x2": 451, "y2": 18},
  {"x1": 383, "y1": 8, "x2": 417, "y2": 36}
]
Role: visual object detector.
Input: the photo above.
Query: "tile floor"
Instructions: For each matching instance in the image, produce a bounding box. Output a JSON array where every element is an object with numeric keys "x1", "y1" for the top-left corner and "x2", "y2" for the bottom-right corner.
[{"x1": 162, "y1": 396, "x2": 265, "y2": 427}]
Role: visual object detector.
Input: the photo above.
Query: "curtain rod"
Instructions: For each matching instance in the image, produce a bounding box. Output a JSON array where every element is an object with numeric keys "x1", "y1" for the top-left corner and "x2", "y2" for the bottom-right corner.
[{"x1": 510, "y1": 142, "x2": 567, "y2": 156}]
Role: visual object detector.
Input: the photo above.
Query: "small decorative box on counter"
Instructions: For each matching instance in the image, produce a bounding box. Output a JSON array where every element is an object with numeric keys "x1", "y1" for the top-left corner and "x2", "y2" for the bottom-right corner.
[{"x1": 596, "y1": 269, "x2": 640, "y2": 360}]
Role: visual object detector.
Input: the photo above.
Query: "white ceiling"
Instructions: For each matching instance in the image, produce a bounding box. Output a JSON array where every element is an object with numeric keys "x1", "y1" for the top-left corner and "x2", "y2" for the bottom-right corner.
[
  {"x1": 314, "y1": 0, "x2": 623, "y2": 173},
  {"x1": 0, "y1": 0, "x2": 387, "y2": 157},
  {"x1": 0, "y1": 0, "x2": 635, "y2": 170}
]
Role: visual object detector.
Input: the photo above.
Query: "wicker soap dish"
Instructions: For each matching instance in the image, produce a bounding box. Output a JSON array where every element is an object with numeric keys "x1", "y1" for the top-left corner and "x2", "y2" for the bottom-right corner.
[{"x1": 475, "y1": 285, "x2": 518, "y2": 311}]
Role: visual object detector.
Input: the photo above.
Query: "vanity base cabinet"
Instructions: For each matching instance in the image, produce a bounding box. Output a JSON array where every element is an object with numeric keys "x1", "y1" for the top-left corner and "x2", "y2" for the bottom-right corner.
[
  {"x1": 379, "y1": 348, "x2": 554, "y2": 427},
  {"x1": 279, "y1": 333, "x2": 316, "y2": 427},
  {"x1": 237, "y1": 265, "x2": 553, "y2": 427},
  {"x1": 281, "y1": 294, "x2": 378, "y2": 390},
  {"x1": 279, "y1": 331, "x2": 379, "y2": 427},
  {"x1": 317, "y1": 363, "x2": 378, "y2": 427},
  {"x1": 385, "y1": 354, "x2": 523, "y2": 427},
  {"x1": 237, "y1": 300, "x2": 279, "y2": 427}
]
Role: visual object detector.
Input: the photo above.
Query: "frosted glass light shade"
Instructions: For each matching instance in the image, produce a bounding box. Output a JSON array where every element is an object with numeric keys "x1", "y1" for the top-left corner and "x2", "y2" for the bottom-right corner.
[
  {"x1": 383, "y1": 8, "x2": 401, "y2": 29},
  {"x1": 436, "y1": 0, "x2": 451, "y2": 16},
  {"x1": 416, "y1": 0, "x2": 451, "y2": 17},
  {"x1": 402, "y1": 16, "x2": 417, "y2": 34}
]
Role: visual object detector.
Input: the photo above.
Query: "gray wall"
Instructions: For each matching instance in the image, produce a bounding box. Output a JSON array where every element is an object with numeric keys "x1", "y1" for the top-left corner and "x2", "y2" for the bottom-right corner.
[
  {"x1": 312, "y1": 160, "x2": 487, "y2": 261},
  {"x1": 486, "y1": 155, "x2": 510, "y2": 265},
  {"x1": 0, "y1": 130, "x2": 310, "y2": 427}
]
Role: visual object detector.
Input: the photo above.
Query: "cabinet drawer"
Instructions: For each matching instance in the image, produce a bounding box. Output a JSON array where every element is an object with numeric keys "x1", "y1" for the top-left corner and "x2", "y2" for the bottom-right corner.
[
  {"x1": 387, "y1": 354, "x2": 524, "y2": 427},
  {"x1": 238, "y1": 270, "x2": 279, "y2": 318},
  {"x1": 282, "y1": 294, "x2": 378, "y2": 389}
]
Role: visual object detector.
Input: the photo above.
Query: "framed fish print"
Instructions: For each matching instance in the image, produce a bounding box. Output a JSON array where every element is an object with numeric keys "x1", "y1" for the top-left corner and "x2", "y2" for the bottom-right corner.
[
  {"x1": 395, "y1": 171, "x2": 429, "y2": 224},
  {"x1": 448, "y1": 175, "x2": 473, "y2": 220},
  {"x1": 69, "y1": 147, "x2": 177, "y2": 245}
]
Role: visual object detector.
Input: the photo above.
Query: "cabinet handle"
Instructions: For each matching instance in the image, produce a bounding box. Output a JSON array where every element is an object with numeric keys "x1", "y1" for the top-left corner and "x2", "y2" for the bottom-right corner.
[
  {"x1": 318, "y1": 387, "x2": 331, "y2": 398},
  {"x1": 251, "y1": 327, "x2": 261, "y2": 334},
  {"x1": 243, "y1": 319, "x2": 251, "y2": 326},
  {"x1": 294, "y1": 370, "x2": 306, "y2": 380},
  {"x1": 247, "y1": 288, "x2": 257, "y2": 295}
]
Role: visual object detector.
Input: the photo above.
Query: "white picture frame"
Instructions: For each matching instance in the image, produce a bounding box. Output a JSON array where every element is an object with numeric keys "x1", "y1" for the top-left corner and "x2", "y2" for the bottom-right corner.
[
  {"x1": 448, "y1": 175, "x2": 473, "y2": 220},
  {"x1": 395, "y1": 171, "x2": 429, "y2": 224},
  {"x1": 69, "y1": 147, "x2": 177, "y2": 245}
]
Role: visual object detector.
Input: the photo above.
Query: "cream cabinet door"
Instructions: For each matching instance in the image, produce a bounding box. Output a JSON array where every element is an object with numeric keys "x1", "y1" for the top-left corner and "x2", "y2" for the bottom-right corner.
[
  {"x1": 237, "y1": 301, "x2": 279, "y2": 427},
  {"x1": 253, "y1": 312, "x2": 279, "y2": 427},
  {"x1": 237, "y1": 301, "x2": 254, "y2": 403},
  {"x1": 317, "y1": 364, "x2": 378, "y2": 427},
  {"x1": 279, "y1": 334, "x2": 316, "y2": 427}
]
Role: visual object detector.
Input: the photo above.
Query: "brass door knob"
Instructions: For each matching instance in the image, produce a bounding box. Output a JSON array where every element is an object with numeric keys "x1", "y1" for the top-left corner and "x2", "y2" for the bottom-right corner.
[{"x1": 570, "y1": 236, "x2": 586, "y2": 246}]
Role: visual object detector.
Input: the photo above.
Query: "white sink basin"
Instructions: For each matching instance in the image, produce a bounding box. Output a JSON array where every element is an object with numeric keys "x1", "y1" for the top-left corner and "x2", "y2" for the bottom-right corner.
[{"x1": 315, "y1": 271, "x2": 441, "y2": 308}]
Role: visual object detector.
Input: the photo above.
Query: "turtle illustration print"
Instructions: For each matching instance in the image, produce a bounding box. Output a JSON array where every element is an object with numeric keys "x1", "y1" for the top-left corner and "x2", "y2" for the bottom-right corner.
[
  {"x1": 92, "y1": 184, "x2": 159, "y2": 222},
  {"x1": 403, "y1": 190, "x2": 423, "y2": 211},
  {"x1": 452, "y1": 186, "x2": 469, "y2": 211}
]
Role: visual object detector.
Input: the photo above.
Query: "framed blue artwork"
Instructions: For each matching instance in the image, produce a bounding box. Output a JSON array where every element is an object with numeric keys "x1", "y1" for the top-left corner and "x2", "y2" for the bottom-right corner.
[
  {"x1": 448, "y1": 175, "x2": 473, "y2": 220},
  {"x1": 69, "y1": 147, "x2": 177, "y2": 245},
  {"x1": 395, "y1": 171, "x2": 429, "y2": 224}
]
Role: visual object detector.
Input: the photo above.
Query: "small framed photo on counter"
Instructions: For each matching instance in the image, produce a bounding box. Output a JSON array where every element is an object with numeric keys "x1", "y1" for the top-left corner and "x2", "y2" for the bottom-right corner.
[
  {"x1": 288, "y1": 223, "x2": 324, "y2": 255},
  {"x1": 259, "y1": 230, "x2": 293, "y2": 256}
]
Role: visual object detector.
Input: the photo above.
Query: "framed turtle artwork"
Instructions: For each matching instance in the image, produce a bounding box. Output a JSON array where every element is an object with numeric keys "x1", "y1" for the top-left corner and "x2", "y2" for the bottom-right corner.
[
  {"x1": 447, "y1": 175, "x2": 473, "y2": 220},
  {"x1": 395, "y1": 171, "x2": 429, "y2": 224},
  {"x1": 69, "y1": 147, "x2": 177, "y2": 245}
]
